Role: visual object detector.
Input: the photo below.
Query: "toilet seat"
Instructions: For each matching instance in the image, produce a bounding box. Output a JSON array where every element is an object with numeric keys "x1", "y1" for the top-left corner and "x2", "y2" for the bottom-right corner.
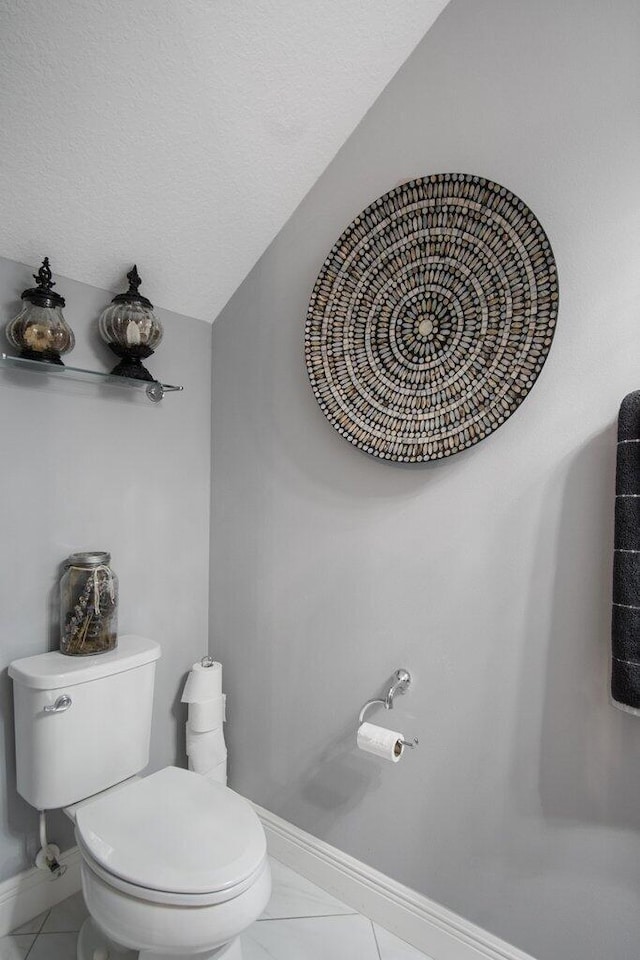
[
  {"x1": 75, "y1": 766, "x2": 266, "y2": 905},
  {"x1": 78, "y1": 838, "x2": 268, "y2": 906}
]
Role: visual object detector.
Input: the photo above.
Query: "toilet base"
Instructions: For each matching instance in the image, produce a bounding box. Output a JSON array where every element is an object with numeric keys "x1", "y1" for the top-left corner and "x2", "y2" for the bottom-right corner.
[
  {"x1": 140, "y1": 941, "x2": 242, "y2": 960},
  {"x1": 77, "y1": 918, "x2": 243, "y2": 960},
  {"x1": 77, "y1": 917, "x2": 137, "y2": 960}
]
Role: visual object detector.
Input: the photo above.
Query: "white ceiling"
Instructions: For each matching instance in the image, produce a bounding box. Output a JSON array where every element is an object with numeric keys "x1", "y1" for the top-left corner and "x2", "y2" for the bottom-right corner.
[{"x1": 0, "y1": 0, "x2": 449, "y2": 322}]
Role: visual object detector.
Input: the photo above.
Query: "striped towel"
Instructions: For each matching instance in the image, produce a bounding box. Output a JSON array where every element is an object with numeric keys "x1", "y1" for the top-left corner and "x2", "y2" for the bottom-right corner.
[{"x1": 612, "y1": 391, "x2": 640, "y2": 713}]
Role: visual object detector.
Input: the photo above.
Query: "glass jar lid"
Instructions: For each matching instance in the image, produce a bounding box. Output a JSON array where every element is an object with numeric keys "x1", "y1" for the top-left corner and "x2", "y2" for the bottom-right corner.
[{"x1": 66, "y1": 551, "x2": 111, "y2": 567}]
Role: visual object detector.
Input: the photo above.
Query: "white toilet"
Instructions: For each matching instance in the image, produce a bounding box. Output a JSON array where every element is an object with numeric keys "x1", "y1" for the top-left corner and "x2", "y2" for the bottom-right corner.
[{"x1": 9, "y1": 635, "x2": 271, "y2": 960}]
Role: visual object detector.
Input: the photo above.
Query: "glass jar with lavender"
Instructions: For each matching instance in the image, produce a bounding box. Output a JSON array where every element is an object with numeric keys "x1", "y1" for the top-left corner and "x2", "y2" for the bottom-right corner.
[{"x1": 60, "y1": 552, "x2": 118, "y2": 656}]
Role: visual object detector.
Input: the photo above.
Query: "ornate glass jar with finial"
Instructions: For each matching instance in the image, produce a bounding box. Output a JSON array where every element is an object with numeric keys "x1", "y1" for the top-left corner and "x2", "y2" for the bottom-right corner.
[
  {"x1": 98, "y1": 265, "x2": 163, "y2": 381},
  {"x1": 5, "y1": 258, "x2": 75, "y2": 365}
]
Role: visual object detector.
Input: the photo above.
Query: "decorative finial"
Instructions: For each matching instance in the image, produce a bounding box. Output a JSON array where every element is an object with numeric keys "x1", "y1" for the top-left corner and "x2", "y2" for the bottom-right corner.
[
  {"x1": 110, "y1": 263, "x2": 154, "y2": 309},
  {"x1": 21, "y1": 256, "x2": 65, "y2": 308},
  {"x1": 33, "y1": 257, "x2": 55, "y2": 291},
  {"x1": 127, "y1": 265, "x2": 142, "y2": 295}
]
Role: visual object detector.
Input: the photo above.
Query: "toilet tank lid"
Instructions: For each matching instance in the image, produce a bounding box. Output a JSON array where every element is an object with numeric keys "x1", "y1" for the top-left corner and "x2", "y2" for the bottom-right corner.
[{"x1": 8, "y1": 635, "x2": 161, "y2": 690}]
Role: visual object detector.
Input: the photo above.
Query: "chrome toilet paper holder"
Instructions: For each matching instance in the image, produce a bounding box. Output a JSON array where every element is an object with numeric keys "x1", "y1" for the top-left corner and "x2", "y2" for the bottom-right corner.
[{"x1": 358, "y1": 668, "x2": 419, "y2": 748}]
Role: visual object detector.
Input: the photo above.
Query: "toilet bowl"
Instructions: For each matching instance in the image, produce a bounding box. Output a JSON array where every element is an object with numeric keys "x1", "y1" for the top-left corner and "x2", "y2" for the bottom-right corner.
[{"x1": 73, "y1": 766, "x2": 271, "y2": 959}]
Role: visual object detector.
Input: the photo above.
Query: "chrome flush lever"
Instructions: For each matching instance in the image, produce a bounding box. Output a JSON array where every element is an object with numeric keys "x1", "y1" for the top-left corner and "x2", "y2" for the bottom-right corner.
[{"x1": 43, "y1": 695, "x2": 72, "y2": 714}]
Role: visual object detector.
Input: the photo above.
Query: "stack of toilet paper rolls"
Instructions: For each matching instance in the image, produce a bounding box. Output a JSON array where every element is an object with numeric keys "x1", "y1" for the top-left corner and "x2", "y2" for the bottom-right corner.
[{"x1": 181, "y1": 660, "x2": 227, "y2": 784}]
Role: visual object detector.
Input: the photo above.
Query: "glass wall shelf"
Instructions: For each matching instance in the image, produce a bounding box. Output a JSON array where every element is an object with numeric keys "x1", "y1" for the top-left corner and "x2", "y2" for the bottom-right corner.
[{"x1": 0, "y1": 353, "x2": 183, "y2": 403}]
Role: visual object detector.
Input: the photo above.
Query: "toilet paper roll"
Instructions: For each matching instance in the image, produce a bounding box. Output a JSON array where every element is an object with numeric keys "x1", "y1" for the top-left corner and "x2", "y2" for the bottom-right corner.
[
  {"x1": 356, "y1": 722, "x2": 405, "y2": 762},
  {"x1": 188, "y1": 695, "x2": 226, "y2": 733},
  {"x1": 204, "y1": 756, "x2": 228, "y2": 786},
  {"x1": 188, "y1": 749, "x2": 228, "y2": 779},
  {"x1": 186, "y1": 726, "x2": 227, "y2": 778},
  {"x1": 186, "y1": 724, "x2": 226, "y2": 759},
  {"x1": 181, "y1": 660, "x2": 222, "y2": 703}
]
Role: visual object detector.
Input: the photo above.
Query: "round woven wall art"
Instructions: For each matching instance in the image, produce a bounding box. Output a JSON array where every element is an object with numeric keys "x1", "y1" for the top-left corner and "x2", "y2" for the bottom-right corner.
[{"x1": 305, "y1": 174, "x2": 558, "y2": 462}]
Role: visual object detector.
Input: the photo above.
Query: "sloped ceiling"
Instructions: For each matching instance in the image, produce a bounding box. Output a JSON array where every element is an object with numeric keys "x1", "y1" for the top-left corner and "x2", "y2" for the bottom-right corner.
[{"x1": 0, "y1": 0, "x2": 449, "y2": 322}]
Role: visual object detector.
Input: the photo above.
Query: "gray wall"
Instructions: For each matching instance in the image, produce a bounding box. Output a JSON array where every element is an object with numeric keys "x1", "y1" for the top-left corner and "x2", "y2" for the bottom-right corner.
[
  {"x1": 210, "y1": 1, "x2": 640, "y2": 958},
  {"x1": 0, "y1": 258, "x2": 211, "y2": 881}
]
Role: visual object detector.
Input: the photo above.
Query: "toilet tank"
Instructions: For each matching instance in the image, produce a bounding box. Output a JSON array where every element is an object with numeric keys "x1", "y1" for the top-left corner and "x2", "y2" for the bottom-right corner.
[{"x1": 9, "y1": 635, "x2": 161, "y2": 810}]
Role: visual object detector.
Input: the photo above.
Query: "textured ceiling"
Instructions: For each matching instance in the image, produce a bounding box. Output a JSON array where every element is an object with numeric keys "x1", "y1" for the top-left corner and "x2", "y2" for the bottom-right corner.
[{"x1": 0, "y1": 0, "x2": 449, "y2": 322}]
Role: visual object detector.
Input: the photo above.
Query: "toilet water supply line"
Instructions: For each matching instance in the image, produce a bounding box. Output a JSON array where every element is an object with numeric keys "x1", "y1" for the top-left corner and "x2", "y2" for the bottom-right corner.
[{"x1": 36, "y1": 810, "x2": 66, "y2": 879}]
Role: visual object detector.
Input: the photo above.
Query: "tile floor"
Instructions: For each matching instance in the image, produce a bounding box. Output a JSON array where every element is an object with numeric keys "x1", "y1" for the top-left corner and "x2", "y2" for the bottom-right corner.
[{"x1": 1, "y1": 858, "x2": 432, "y2": 960}]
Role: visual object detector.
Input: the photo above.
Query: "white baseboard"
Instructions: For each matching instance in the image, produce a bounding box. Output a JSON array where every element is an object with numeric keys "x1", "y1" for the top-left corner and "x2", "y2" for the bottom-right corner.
[
  {"x1": 254, "y1": 804, "x2": 536, "y2": 960},
  {"x1": 0, "y1": 806, "x2": 537, "y2": 960},
  {"x1": 0, "y1": 846, "x2": 82, "y2": 937}
]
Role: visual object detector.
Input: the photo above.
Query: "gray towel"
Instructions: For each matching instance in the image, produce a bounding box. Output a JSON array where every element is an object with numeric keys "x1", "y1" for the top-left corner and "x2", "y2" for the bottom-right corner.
[{"x1": 612, "y1": 391, "x2": 640, "y2": 712}]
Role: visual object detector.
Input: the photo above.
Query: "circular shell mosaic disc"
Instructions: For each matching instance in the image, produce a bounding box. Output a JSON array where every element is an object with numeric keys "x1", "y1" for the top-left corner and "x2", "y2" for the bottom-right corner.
[{"x1": 305, "y1": 174, "x2": 558, "y2": 461}]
